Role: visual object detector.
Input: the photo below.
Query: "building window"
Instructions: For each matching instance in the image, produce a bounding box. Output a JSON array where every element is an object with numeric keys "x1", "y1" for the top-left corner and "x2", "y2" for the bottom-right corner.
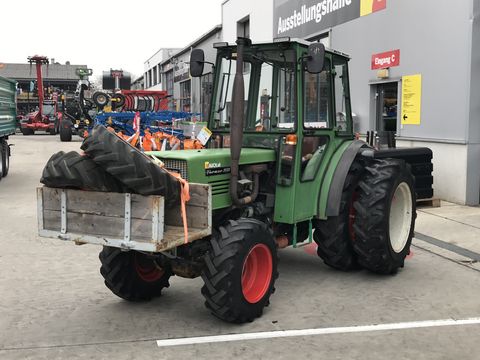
[
  {"x1": 307, "y1": 31, "x2": 330, "y2": 48},
  {"x1": 157, "y1": 64, "x2": 161, "y2": 84},
  {"x1": 165, "y1": 70, "x2": 174, "y2": 110},
  {"x1": 200, "y1": 73, "x2": 214, "y2": 121},
  {"x1": 237, "y1": 16, "x2": 251, "y2": 73},
  {"x1": 153, "y1": 66, "x2": 158, "y2": 86},
  {"x1": 237, "y1": 16, "x2": 250, "y2": 38},
  {"x1": 180, "y1": 80, "x2": 191, "y2": 112}
]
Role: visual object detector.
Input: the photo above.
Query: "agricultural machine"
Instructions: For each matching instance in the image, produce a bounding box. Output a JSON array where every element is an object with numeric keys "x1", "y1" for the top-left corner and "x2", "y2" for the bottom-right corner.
[
  {"x1": 20, "y1": 56, "x2": 62, "y2": 135},
  {"x1": 38, "y1": 38, "x2": 433, "y2": 323},
  {"x1": 59, "y1": 68, "x2": 94, "y2": 142}
]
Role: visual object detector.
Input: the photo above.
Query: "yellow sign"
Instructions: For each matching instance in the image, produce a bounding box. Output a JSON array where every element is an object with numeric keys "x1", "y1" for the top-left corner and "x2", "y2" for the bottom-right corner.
[{"x1": 401, "y1": 74, "x2": 422, "y2": 125}]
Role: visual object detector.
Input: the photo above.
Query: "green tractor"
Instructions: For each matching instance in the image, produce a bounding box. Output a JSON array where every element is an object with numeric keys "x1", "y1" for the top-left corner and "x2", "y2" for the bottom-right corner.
[{"x1": 39, "y1": 38, "x2": 432, "y2": 323}]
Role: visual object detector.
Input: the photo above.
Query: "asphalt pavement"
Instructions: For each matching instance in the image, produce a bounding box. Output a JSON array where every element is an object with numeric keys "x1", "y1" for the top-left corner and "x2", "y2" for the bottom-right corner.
[{"x1": 0, "y1": 134, "x2": 479, "y2": 359}]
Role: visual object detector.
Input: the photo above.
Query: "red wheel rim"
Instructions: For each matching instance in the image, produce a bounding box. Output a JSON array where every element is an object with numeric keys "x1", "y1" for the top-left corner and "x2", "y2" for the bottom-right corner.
[
  {"x1": 241, "y1": 244, "x2": 273, "y2": 304},
  {"x1": 134, "y1": 254, "x2": 164, "y2": 282}
]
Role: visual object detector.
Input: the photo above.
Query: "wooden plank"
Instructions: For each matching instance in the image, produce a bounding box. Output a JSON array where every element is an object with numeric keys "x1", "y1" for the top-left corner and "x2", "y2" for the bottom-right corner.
[
  {"x1": 158, "y1": 226, "x2": 212, "y2": 252},
  {"x1": 38, "y1": 185, "x2": 212, "y2": 252},
  {"x1": 43, "y1": 210, "x2": 152, "y2": 242},
  {"x1": 165, "y1": 205, "x2": 209, "y2": 229},
  {"x1": 187, "y1": 184, "x2": 210, "y2": 207},
  {"x1": 42, "y1": 187, "x2": 155, "y2": 220},
  {"x1": 417, "y1": 198, "x2": 441, "y2": 208},
  {"x1": 165, "y1": 184, "x2": 210, "y2": 228}
]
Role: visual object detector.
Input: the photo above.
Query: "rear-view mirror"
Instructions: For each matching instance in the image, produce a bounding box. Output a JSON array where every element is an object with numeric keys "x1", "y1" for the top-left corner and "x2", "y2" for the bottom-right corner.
[
  {"x1": 190, "y1": 49, "x2": 205, "y2": 77},
  {"x1": 306, "y1": 43, "x2": 325, "y2": 74}
]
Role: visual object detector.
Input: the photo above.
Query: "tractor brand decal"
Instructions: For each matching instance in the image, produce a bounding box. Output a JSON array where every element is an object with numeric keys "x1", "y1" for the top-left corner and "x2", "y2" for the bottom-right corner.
[
  {"x1": 205, "y1": 167, "x2": 231, "y2": 176},
  {"x1": 205, "y1": 161, "x2": 222, "y2": 169},
  {"x1": 205, "y1": 162, "x2": 231, "y2": 176},
  {"x1": 274, "y1": 0, "x2": 386, "y2": 38}
]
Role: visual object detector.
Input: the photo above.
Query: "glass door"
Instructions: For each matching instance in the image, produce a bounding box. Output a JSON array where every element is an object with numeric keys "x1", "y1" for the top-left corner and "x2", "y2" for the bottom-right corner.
[{"x1": 375, "y1": 82, "x2": 398, "y2": 132}]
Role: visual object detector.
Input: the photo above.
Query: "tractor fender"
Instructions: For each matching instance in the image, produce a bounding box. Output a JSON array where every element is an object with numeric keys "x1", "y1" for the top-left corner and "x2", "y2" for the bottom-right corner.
[{"x1": 322, "y1": 140, "x2": 370, "y2": 218}]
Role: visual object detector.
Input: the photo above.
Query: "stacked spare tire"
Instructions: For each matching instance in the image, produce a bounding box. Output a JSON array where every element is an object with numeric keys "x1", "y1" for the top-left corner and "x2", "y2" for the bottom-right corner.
[
  {"x1": 40, "y1": 125, "x2": 181, "y2": 302},
  {"x1": 41, "y1": 125, "x2": 181, "y2": 207}
]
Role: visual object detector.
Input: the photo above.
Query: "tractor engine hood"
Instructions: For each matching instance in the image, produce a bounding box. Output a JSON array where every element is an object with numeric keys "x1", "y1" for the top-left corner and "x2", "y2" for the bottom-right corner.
[{"x1": 147, "y1": 148, "x2": 275, "y2": 184}]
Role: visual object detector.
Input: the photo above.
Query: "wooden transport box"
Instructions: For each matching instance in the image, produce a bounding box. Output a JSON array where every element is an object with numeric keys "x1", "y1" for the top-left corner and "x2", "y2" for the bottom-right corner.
[{"x1": 37, "y1": 185, "x2": 212, "y2": 252}]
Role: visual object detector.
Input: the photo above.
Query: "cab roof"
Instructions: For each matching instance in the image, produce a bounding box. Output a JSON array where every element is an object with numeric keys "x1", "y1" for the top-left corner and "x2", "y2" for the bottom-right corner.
[{"x1": 213, "y1": 37, "x2": 351, "y2": 59}]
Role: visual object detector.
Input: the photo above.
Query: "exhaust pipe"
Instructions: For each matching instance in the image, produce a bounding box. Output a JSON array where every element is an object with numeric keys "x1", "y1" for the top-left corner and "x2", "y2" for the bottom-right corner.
[{"x1": 230, "y1": 37, "x2": 256, "y2": 207}]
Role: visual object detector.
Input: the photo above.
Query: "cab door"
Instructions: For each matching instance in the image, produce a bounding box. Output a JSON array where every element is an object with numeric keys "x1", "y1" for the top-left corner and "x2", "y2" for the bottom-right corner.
[
  {"x1": 291, "y1": 56, "x2": 335, "y2": 222},
  {"x1": 295, "y1": 55, "x2": 354, "y2": 223}
]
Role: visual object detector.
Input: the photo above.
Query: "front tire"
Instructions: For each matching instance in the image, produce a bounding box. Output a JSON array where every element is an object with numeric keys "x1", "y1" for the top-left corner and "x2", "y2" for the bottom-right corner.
[
  {"x1": 201, "y1": 219, "x2": 278, "y2": 323},
  {"x1": 352, "y1": 159, "x2": 416, "y2": 274},
  {"x1": 99, "y1": 247, "x2": 172, "y2": 301}
]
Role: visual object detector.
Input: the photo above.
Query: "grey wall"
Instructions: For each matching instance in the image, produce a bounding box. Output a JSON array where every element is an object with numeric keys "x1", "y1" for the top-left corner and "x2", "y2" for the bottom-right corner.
[
  {"x1": 330, "y1": 0, "x2": 473, "y2": 142},
  {"x1": 467, "y1": 0, "x2": 480, "y2": 204},
  {"x1": 468, "y1": 0, "x2": 480, "y2": 144}
]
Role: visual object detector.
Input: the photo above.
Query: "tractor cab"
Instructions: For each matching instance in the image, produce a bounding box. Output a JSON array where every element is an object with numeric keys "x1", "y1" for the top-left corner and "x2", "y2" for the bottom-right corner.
[
  {"x1": 41, "y1": 100, "x2": 57, "y2": 119},
  {"x1": 188, "y1": 38, "x2": 356, "y2": 226}
]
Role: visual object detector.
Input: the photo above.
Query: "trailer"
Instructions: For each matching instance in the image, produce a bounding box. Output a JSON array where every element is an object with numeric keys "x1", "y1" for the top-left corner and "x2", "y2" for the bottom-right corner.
[{"x1": 0, "y1": 75, "x2": 16, "y2": 180}]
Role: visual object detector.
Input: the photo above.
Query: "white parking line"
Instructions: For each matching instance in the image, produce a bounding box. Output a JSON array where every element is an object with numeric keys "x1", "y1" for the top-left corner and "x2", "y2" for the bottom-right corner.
[{"x1": 157, "y1": 317, "x2": 480, "y2": 347}]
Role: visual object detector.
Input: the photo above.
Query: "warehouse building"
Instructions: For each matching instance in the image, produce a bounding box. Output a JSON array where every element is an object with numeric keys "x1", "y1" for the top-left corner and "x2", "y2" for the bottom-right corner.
[
  {"x1": 144, "y1": 25, "x2": 222, "y2": 119},
  {"x1": 0, "y1": 60, "x2": 89, "y2": 114},
  {"x1": 221, "y1": 0, "x2": 480, "y2": 205}
]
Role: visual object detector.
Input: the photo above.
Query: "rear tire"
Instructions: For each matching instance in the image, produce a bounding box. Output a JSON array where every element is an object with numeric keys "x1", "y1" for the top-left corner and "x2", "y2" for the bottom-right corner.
[
  {"x1": 59, "y1": 121, "x2": 73, "y2": 142},
  {"x1": 352, "y1": 159, "x2": 416, "y2": 274},
  {"x1": 99, "y1": 247, "x2": 172, "y2": 301},
  {"x1": 201, "y1": 219, "x2": 278, "y2": 323},
  {"x1": 0, "y1": 141, "x2": 4, "y2": 180},
  {"x1": 313, "y1": 161, "x2": 363, "y2": 271},
  {"x1": 49, "y1": 125, "x2": 57, "y2": 135},
  {"x1": 21, "y1": 127, "x2": 34, "y2": 135},
  {"x1": 1, "y1": 139, "x2": 9, "y2": 178},
  {"x1": 41, "y1": 151, "x2": 125, "y2": 192},
  {"x1": 81, "y1": 125, "x2": 180, "y2": 207}
]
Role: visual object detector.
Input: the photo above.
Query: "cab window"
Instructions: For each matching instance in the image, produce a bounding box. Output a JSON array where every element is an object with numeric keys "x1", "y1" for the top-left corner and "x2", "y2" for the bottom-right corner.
[{"x1": 304, "y1": 58, "x2": 332, "y2": 129}]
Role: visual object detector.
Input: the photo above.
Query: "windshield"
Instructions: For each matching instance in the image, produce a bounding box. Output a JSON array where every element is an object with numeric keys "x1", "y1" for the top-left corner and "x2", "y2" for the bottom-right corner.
[
  {"x1": 42, "y1": 104, "x2": 55, "y2": 116},
  {"x1": 212, "y1": 47, "x2": 297, "y2": 132}
]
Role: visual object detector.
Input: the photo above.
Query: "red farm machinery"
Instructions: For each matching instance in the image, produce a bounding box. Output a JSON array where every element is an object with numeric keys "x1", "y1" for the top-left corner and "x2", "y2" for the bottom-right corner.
[{"x1": 20, "y1": 56, "x2": 62, "y2": 135}]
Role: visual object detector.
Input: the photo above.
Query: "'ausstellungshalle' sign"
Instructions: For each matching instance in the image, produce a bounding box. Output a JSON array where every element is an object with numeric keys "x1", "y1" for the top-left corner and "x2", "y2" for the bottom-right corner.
[{"x1": 274, "y1": 0, "x2": 386, "y2": 38}]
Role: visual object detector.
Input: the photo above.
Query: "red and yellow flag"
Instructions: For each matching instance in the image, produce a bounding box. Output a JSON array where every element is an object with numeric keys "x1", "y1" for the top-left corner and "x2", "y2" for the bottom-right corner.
[{"x1": 360, "y1": 0, "x2": 386, "y2": 16}]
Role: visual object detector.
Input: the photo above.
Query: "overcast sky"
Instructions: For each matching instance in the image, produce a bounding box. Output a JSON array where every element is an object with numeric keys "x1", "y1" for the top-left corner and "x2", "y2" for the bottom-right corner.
[{"x1": 1, "y1": 0, "x2": 224, "y2": 80}]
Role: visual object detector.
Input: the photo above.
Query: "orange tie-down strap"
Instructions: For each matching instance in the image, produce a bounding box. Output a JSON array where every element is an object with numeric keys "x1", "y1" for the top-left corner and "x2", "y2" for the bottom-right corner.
[
  {"x1": 148, "y1": 155, "x2": 191, "y2": 244},
  {"x1": 167, "y1": 171, "x2": 191, "y2": 244}
]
